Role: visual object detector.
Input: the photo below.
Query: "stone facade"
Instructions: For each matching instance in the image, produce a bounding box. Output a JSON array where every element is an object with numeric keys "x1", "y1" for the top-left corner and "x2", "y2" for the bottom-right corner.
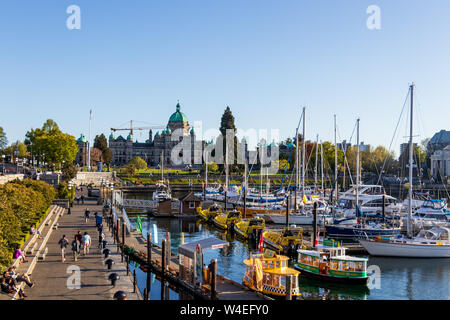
[{"x1": 431, "y1": 145, "x2": 450, "y2": 180}]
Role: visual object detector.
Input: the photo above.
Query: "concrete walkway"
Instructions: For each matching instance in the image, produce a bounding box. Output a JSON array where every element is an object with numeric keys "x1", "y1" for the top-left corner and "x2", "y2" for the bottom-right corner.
[{"x1": 25, "y1": 196, "x2": 140, "y2": 300}]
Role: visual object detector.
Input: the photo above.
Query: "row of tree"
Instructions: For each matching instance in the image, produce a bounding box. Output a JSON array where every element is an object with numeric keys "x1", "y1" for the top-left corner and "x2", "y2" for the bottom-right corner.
[{"x1": 0, "y1": 179, "x2": 56, "y2": 271}]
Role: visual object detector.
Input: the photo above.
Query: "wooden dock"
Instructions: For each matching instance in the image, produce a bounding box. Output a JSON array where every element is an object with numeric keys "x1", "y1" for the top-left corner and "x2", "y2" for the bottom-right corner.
[{"x1": 110, "y1": 210, "x2": 270, "y2": 300}]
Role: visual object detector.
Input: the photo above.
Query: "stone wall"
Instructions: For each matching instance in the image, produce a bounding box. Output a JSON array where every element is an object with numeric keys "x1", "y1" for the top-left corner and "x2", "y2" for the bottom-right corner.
[
  {"x1": 0, "y1": 174, "x2": 24, "y2": 185},
  {"x1": 71, "y1": 172, "x2": 115, "y2": 186}
]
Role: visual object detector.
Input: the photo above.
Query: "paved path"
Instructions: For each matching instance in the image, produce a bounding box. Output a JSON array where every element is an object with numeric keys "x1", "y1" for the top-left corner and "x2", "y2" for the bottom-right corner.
[{"x1": 25, "y1": 196, "x2": 140, "y2": 300}]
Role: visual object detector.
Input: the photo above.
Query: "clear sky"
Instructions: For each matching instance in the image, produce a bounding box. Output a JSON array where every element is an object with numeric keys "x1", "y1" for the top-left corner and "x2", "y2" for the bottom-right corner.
[{"x1": 0, "y1": 0, "x2": 449, "y2": 156}]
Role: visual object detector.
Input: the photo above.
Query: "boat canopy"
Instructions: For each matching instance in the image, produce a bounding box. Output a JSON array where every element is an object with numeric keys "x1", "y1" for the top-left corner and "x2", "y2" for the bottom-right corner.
[
  {"x1": 422, "y1": 199, "x2": 447, "y2": 210},
  {"x1": 416, "y1": 227, "x2": 450, "y2": 241},
  {"x1": 179, "y1": 237, "x2": 229, "y2": 259},
  {"x1": 331, "y1": 255, "x2": 368, "y2": 262}
]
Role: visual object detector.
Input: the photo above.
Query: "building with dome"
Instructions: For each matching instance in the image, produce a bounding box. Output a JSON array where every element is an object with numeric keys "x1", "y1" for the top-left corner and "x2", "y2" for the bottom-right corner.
[{"x1": 108, "y1": 102, "x2": 206, "y2": 168}]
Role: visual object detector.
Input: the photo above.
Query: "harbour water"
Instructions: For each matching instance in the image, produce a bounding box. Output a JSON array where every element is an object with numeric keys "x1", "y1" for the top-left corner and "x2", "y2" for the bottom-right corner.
[
  {"x1": 127, "y1": 214, "x2": 450, "y2": 300},
  {"x1": 123, "y1": 192, "x2": 450, "y2": 300}
]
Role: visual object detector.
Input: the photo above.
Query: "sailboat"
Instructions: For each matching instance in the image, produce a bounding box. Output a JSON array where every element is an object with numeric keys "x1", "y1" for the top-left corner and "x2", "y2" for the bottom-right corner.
[
  {"x1": 153, "y1": 150, "x2": 172, "y2": 202},
  {"x1": 326, "y1": 118, "x2": 401, "y2": 239},
  {"x1": 359, "y1": 84, "x2": 450, "y2": 257}
]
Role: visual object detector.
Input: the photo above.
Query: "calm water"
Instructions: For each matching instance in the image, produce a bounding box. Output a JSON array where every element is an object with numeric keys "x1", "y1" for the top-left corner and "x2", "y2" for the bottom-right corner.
[{"x1": 124, "y1": 192, "x2": 450, "y2": 300}]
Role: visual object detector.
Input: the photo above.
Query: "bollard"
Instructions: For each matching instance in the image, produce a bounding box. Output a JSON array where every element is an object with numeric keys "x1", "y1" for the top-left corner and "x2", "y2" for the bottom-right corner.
[
  {"x1": 103, "y1": 248, "x2": 111, "y2": 258},
  {"x1": 126, "y1": 255, "x2": 129, "y2": 276},
  {"x1": 105, "y1": 258, "x2": 115, "y2": 270},
  {"x1": 109, "y1": 273, "x2": 120, "y2": 287},
  {"x1": 133, "y1": 269, "x2": 137, "y2": 293},
  {"x1": 113, "y1": 291, "x2": 127, "y2": 300}
]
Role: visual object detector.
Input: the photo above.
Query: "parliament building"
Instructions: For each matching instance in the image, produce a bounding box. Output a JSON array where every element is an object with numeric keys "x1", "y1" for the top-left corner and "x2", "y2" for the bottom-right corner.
[{"x1": 108, "y1": 102, "x2": 205, "y2": 168}]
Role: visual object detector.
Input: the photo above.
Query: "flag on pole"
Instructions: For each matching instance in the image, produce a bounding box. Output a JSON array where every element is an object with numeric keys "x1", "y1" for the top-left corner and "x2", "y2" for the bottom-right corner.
[
  {"x1": 258, "y1": 231, "x2": 264, "y2": 253},
  {"x1": 136, "y1": 215, "x2": 142, "y2": 234},
  {"x1": 90, "y1": 108, "x2": 93, "y2": 120}
]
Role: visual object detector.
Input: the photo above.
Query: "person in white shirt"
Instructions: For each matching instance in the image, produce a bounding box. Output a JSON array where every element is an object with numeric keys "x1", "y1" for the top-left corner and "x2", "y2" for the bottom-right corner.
[{"x1": 82, "y1": 232, "x2": 91, "y2": 255}]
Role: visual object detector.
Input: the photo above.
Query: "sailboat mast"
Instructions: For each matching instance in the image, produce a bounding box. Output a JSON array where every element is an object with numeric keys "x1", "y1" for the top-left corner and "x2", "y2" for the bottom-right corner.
[
  {"x1": 161, "y1": 150, "x2": 164, "y2": 182},
  {"x1": 320, "y1": 141, "x2": 324, "y2": 194},
  {"x1": 334, "y1": 115, "x2": 338, "y2": 203},
  {"x1": 205, "y1": 151, "x2": 208, "y2": 190},
  {"x1": 408, "y1": 84, "x2": 414, "y2": 237},
  {"x1": 295, "y1": 126, "x2": 299, "y2": 210},
  {"x1": 302, "y1": 107, "x2": 306, "y2": 207},
  {"x1": 315, "y1": 134, "x2": 318, "y2": 189},
  {"x1": 356, "y1": 118, "x2": 360, "y2": 217}
]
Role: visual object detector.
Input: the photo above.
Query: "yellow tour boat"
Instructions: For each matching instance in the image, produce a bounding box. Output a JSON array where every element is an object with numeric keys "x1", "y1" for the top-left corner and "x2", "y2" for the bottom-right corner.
[
  {"x1": 233, "y1": 217, "x2": 266, "y2": 240},
  {"x1": 263, "y1": 226, "x2": 306, "y2": 254},
  {"x1": 212, "y1": 210, "x2": 242, "y2": 230},
  {"x1": 196, "y1": 204, "x2": 222, "y2": 222},
  {"x1": 243, "y1": 249, "x2": 301, "y2": 298}
]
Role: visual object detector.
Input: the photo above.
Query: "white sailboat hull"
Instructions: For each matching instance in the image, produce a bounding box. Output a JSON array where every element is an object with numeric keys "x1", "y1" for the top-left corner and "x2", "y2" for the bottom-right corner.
[
  {"x1": 266, "y1": 214, "x2": 314, "y2": 225},
  {"x1": 359, "y1": 240, "x2": 450, "y2": 258}
]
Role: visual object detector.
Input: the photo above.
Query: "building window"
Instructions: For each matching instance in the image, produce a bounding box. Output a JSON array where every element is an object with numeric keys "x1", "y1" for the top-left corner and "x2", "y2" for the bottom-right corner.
[{"x1": 189, "y1": 202, "x2": 195, "y2": 209}]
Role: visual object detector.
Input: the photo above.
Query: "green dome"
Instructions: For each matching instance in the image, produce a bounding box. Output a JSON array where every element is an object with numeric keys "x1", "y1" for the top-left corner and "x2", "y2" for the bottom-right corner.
[
  {"x1": 190, "y1": 127, "x2": 194, "y2": 134},
  {"x1": 155, "y1": 131, "x2": 160, "y2": 136},
  {"x1": 77, "y1": 134, "x2": 87, "y2": 143},
  {"x1": 109, "y1": 132, "x2": 114, "y2": 139},
  {"x1": 166, "y1": 127, "x2": 171, "y2": 134},
  {"x1": 127, "y1": 133, "x2": 132, "y2": 140},
  {"x1": 169, "y1": 102, "x2": 188, "y2": 123}
]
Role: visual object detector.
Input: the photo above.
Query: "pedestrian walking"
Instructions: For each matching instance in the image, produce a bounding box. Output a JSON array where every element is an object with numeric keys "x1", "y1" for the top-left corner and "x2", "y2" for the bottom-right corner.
[
  {"x1": 58, "y1": 235, "x2": 69, "y2": 262},
  {"x1": 98, "y1": 232, "x2": 105, "y2": 249},
  {"x1": 68, "y1": 207, "x2": 71, "y2": 215},
  {"x1": 95, "y1": 212, "x2": 102, "y2": 228},
  {"x1": 82, "y1": 232, "x2": 91, "y2": 255},
  {"x1": 71, "y1": 238, "x2": 81, "y2": 261},
  {"x1": 84, "y1": 208, "x2": 90, "y2": 223},
  {"x1": 81, "y1": 195, "x2": 85, "y2": 204},
  {"x1": 75, "y1": 231, "x2": 83, "y2": 254}
]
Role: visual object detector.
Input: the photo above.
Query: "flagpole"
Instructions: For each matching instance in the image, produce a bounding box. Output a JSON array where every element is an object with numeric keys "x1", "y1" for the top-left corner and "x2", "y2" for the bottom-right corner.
[{"x1": 88, "y1": 108, "x2": 92, "y2": 172}]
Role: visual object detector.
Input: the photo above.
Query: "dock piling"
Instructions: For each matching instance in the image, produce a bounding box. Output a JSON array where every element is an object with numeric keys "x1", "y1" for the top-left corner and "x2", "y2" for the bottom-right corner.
[
  {"x1": 146, "y1": 232, "x2": 151, "y2": 300},
  {"x1": 286, "y1": 275, "x2": 292, "y2": 300},
  {"x1": 210, "y1": 259, "x2": 217, "y2": 300}
]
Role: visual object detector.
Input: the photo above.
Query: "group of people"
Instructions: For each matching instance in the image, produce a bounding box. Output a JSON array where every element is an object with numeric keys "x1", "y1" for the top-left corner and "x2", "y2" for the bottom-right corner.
[
  {"x1": 1, "y1": 266, "x2": 34, "y2": 299},
  {"x1": 58, "y1": 231, "x2": 92, "y2": 262},
  {"x1": 58, "y1": 208, "x2": 104, "y2": 262}
]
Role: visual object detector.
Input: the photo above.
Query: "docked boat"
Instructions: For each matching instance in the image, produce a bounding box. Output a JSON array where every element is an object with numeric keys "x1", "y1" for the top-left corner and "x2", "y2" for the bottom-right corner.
[
  {"x1": 233, "y1": 217, "x2": 266, "y2": 240},
  {"x1": 243, "y1": 249, "x2": 301, "y2": 298},
  {"x1": 359, "y1": 226, "x2": 450, "y2": 258},
  {"x1": 196, "y1": 203, "x2": 222, "y2": 222},
  {"x1": 263, "y1": 226, "x2": 305, "y2": 254},
  {"x1": 152, "y1": 181, "x2": 172, "y2": 202},
  {"x1": 295, "y1": 239, "x2": 369, "y2": 285},
  {"x1": 212, "y1": 210, "x2": 242, "y2": 230},
  {"x1": 325, "y1": 221, "x2": 401, "y2": 240},
  {"x1": 359, "y1": 84, "x2": 450, "y2": 258},
  {"x1": 265, "y1": 212, "x2": 314, "y2": 225},
  {"x1": 401, "y1": 199, "x2": 450, "y2": 229}
]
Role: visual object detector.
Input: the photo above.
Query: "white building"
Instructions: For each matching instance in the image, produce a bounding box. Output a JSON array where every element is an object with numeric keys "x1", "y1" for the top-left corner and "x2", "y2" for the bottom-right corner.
[{"x1": 431, "y1": 145, "x2": 450, "y2": 180}]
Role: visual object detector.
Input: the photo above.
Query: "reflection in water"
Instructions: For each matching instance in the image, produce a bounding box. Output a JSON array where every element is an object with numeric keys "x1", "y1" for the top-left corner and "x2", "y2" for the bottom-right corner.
[{"x1": 126, "y1": 206, "x2": 450, "y2": 300}]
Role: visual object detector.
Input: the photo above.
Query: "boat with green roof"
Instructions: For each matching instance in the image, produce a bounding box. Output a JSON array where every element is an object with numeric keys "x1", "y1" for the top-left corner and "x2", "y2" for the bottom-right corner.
[{"x1": 294, "y1": 239, "x2": 369, "y2": 285}]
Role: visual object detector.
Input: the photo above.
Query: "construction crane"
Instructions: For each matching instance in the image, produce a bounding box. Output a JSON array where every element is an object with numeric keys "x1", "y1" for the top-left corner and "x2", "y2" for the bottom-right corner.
[{"x1": 110, "y1": 120, "x2": 165, "y2": 137}]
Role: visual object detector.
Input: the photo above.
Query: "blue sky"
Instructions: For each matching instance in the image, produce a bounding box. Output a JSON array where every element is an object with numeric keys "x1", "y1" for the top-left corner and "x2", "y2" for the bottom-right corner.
[{"x1": 0, "y1": 0, "x2": 449, "y2": 155}]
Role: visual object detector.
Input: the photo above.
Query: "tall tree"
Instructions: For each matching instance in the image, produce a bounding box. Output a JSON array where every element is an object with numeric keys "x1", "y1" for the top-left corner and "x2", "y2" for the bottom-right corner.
[
  {"x1": 0, "y1": 127, "x2": 7, "y2": 150},
  {"x1": 219, "y1": 106, "x2": 238, "y2": 169},
  {"x1": 94, "y1": 134, "x2": 112, "y2": 166},
  {"x1": 25, "y1": 120, "x2": 78, "y2": 169}
]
